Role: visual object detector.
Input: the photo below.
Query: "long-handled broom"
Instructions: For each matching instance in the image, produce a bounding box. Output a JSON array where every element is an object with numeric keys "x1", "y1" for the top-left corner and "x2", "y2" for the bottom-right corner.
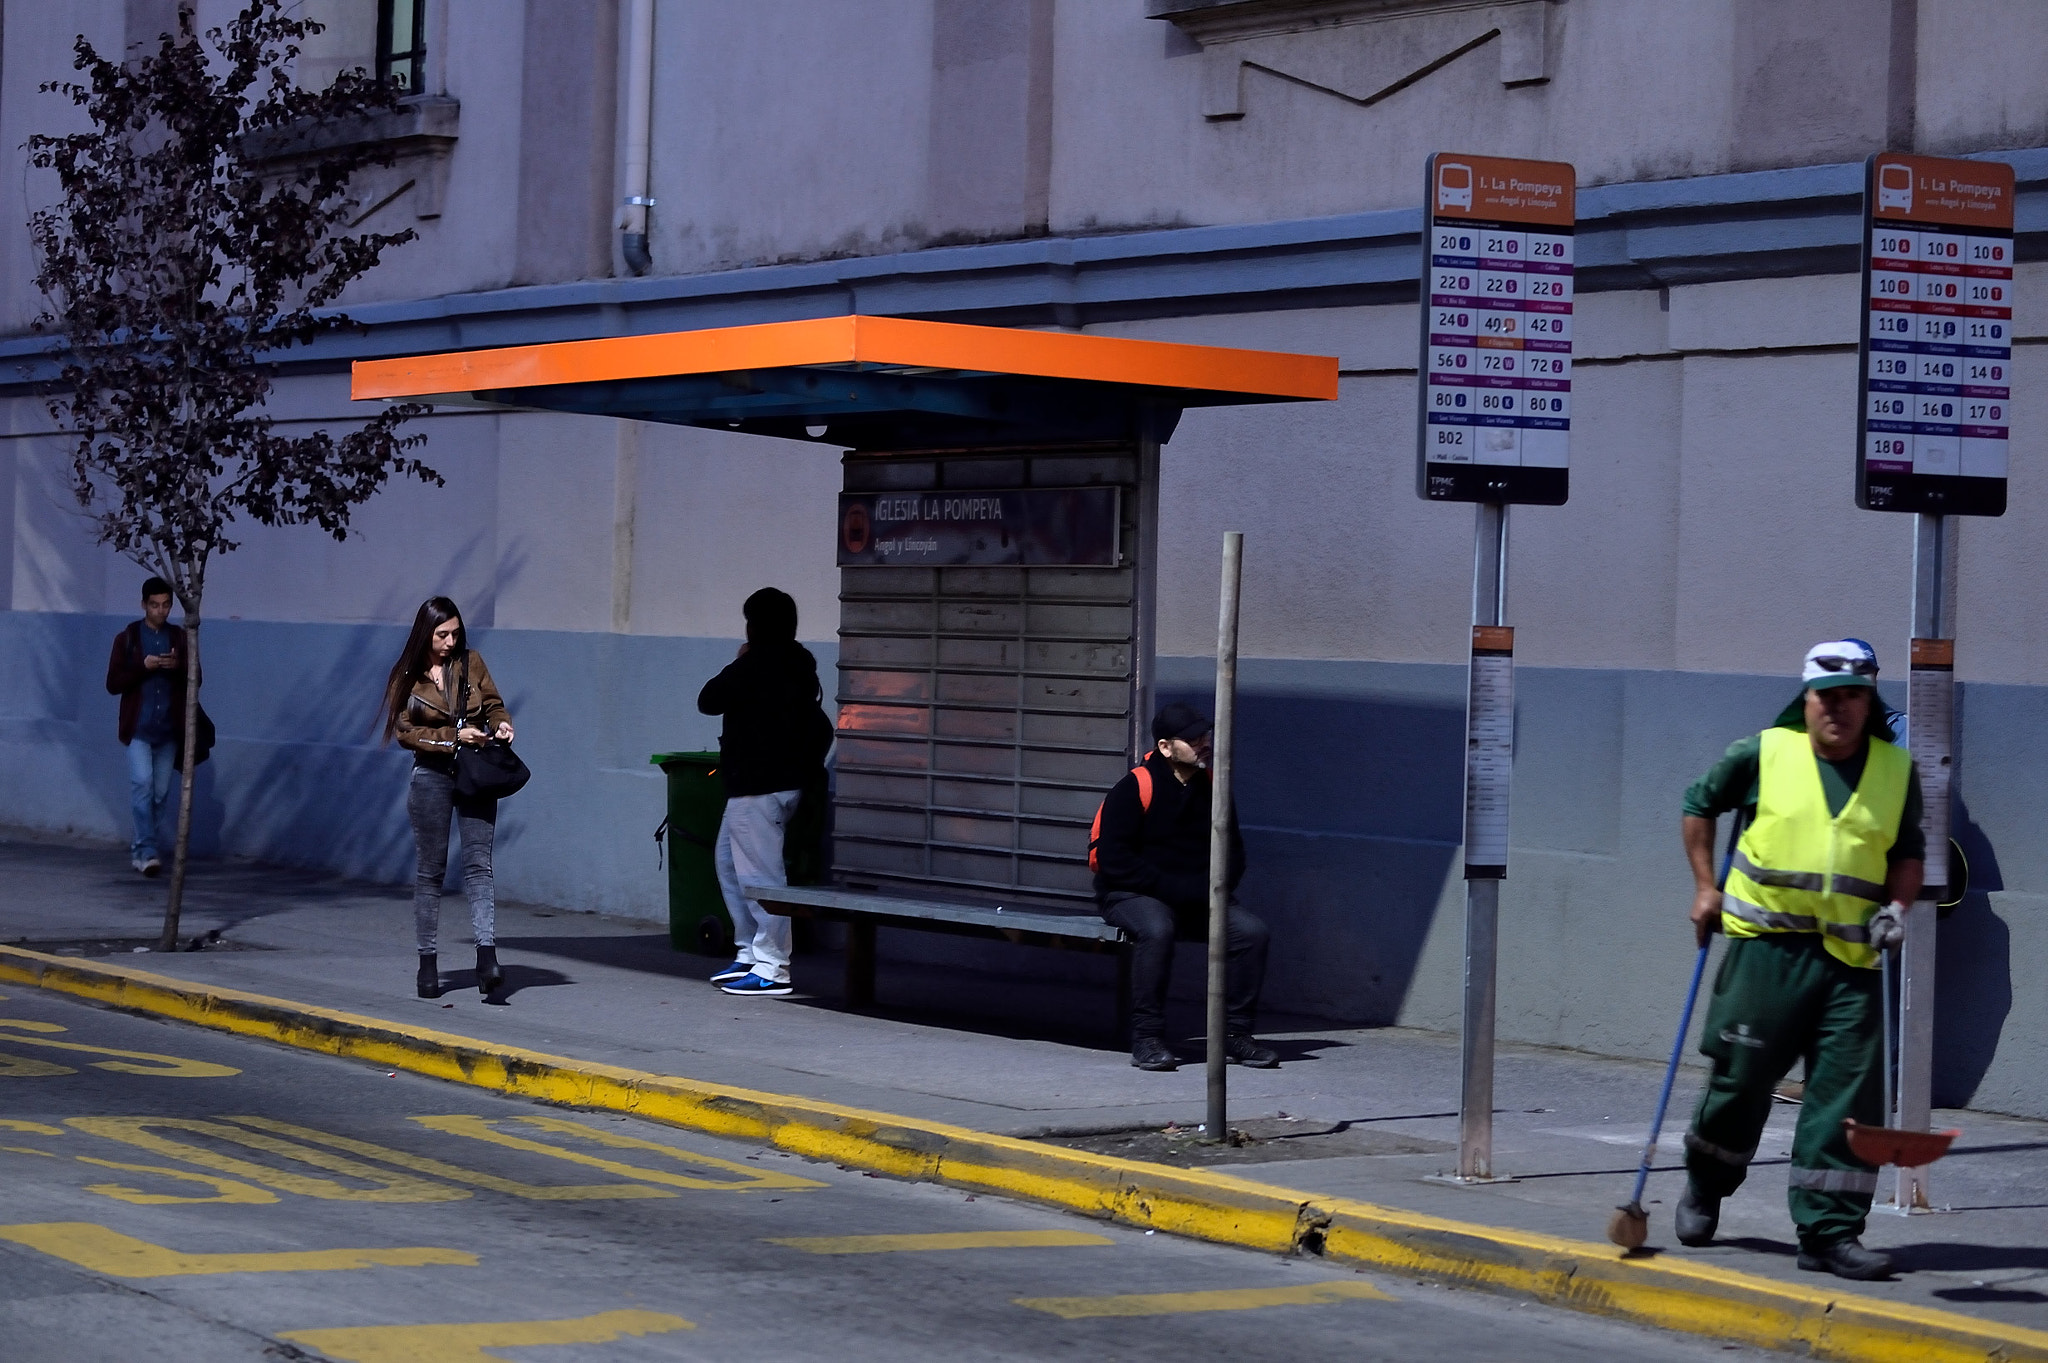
[{"x1": 1607, "y1": 942, "x2": 1710, "y2": 1249}]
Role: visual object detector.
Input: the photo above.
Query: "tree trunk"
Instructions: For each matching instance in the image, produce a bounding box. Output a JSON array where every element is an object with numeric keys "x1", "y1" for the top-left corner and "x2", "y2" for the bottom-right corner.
[{"x1": 159, "y1": 608, "x2": 201, "y2": 953}]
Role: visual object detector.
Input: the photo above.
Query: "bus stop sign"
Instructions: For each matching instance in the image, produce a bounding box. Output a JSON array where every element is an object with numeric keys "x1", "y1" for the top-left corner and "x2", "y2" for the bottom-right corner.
[
  {"x1": 1418, "y1": 153, "x2": 1577, "y2": 506},
  {"x1": 1858, "y1": 153, "x2": 2014, "y2": 517}
]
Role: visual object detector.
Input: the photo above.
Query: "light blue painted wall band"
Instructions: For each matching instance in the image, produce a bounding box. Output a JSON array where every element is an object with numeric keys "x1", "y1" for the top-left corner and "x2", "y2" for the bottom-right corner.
[{"x1": 5, "y1": 611, "x2": 2039, "y2": 1117}]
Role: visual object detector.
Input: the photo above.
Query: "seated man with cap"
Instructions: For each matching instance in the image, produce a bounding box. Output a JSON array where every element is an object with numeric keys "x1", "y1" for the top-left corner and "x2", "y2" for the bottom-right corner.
[{"x1": 1091, "y1": 701, "x2": 1276, "y2": 1072}]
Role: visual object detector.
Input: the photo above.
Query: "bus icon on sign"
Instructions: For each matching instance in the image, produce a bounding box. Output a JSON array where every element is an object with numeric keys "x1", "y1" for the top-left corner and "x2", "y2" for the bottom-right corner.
[
  {"x1": 1437, "y1": 162, "x2": 1474, "y2": 211},
  {"x1": 1878, "y1": 163, "x2": 1913, "y2": 212}
]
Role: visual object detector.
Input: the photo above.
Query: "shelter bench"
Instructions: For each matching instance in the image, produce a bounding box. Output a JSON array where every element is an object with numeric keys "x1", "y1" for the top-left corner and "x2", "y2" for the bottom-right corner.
[{"x1": 747, "y1": 885, "x2": 1131, "y2": 1038}]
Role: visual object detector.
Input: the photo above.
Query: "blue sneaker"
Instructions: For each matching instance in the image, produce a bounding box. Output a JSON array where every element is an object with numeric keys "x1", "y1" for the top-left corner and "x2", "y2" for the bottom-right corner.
[
  {"x1": 720, "y1": 973, "x2": 793, "y2": 997},
  {"x1": 709, "y1": 960, "x2": 752, "y2": 984}
]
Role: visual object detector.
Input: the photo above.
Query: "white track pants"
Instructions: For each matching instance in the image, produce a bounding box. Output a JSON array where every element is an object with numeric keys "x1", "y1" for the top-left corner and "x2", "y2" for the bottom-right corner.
[{"x1": 714, "y1": 789, "x2": 800, "y2": 983}]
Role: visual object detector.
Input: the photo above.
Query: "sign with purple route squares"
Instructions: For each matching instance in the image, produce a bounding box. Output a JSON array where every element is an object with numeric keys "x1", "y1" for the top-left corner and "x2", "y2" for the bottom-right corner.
[
  {"x1": 1858, "y1": 153, "x2": 2014, "y2": 517},
  {"x1": 1417, "y1": 153, "x2": 1576, "y2": 506}
]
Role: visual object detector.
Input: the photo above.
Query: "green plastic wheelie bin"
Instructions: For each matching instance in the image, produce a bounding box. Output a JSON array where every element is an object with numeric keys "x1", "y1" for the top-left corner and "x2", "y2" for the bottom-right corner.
[
  {"x1": 652, "y1": 752, "x2": 830, "y2": 956},
  {"x1": 652, "y1": 751, "x2": 731, "y2": 955}
]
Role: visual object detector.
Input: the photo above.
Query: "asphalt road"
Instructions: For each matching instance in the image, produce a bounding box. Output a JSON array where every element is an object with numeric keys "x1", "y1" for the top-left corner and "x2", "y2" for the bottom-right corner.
[{"x1": 0, "y1": 985, "x2": 1778, "y2": 1363}]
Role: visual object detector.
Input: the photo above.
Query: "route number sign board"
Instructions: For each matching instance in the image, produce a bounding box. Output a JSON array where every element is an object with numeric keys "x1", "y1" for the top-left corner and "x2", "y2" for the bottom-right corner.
[
  {"x1": 1858, "y1": 153, "x2": 2014, "y2": 517},
  {"x1": 1418, "y1": 153, "x2": 1576, "y2": 506}
]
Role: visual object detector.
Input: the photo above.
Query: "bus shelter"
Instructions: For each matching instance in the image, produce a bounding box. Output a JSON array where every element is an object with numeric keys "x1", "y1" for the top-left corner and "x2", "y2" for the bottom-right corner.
[{"x1": 353, "y1": 316, "x2": 1336, "y2": 968}]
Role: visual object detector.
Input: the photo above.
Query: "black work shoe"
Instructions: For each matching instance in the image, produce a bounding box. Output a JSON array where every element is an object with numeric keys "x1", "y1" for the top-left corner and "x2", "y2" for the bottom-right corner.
[
  {"x1": 1674, "y1": 1184, "x2": 1720, "y2": 1246},
  {"x1": 1225, "y1": 1034, "x2": 1280, "y2": 1068},
  {"x1": 1131, "y1": 1037, "x2": 1178, "y2": 1071},
  {"x1": 1798, "y1": 1237, "x2": 1894, "y2": 1281}
]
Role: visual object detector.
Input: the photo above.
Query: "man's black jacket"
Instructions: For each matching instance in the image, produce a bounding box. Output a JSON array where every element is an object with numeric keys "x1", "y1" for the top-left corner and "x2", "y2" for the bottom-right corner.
[
  {"x1": 696, "y1": 641, "x2": 832, "y2": 796},
  {"x1": 1092, "y1": 750, "x2": 1245, "y2": 909}
]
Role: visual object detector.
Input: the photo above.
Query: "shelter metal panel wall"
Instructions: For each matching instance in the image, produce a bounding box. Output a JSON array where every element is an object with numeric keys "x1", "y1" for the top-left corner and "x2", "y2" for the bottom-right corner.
[{"x1": 833, "y1": 448, "x2": 1142, "y2": 907}]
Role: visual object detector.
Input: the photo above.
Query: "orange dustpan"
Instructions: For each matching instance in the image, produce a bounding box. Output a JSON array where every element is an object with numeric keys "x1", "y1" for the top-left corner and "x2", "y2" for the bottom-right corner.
[{"x1": 1843, "y1": 1118, "x2": 1960, "y2": 1168}]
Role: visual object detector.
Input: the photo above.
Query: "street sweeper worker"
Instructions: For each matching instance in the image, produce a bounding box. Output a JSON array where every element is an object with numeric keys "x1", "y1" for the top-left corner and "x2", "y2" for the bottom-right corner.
[{"x1": 1675, "y1": 639, "x2": 1924, "y2": 1282}]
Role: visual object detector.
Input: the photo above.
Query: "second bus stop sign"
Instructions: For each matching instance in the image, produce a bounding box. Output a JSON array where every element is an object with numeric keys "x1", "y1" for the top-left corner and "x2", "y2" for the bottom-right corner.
[
  {"x1": 1859, "y1": 153, "x2": 2015, "y2": 517},
  {"x1": 1418, "y1": 153, "x2": 1577, "y2": 506}
]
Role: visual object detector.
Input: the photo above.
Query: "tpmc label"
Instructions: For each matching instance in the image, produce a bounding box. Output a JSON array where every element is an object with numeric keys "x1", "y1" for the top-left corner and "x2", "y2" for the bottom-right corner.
[{"x1": 1418, "y1": 153, "x2": 1576, "y2": 506}]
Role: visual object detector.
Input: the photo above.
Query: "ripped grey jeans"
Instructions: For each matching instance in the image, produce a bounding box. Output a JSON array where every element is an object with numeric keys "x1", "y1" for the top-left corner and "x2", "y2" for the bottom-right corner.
[{"x1": 407, "y1": 763, "x2": 497, "y2": 954}]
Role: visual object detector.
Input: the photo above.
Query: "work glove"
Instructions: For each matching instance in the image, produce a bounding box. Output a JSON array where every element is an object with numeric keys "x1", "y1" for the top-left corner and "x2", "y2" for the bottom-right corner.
[{"x1": 1869, "y1": 902, "x2": 1908, "y2": 952}]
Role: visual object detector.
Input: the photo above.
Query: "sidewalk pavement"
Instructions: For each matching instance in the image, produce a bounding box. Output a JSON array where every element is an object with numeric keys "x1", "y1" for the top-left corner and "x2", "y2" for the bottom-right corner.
[{"x1": 6, "y1": 829, "x2": 2045, "y2": 1340}]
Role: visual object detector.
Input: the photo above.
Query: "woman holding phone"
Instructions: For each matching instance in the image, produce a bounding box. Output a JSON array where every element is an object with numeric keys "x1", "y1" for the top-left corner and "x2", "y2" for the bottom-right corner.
[{"x1": 380, "y1": 597, "x2": 514, "y2": 1000}]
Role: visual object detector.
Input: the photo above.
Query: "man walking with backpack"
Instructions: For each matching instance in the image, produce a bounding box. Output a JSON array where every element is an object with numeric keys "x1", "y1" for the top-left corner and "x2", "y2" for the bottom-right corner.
[
  {"x1": 104, "y1": 577, "x2": 186, "y2": 876},
  {"x1": 1091, "y1": 702, "x2": 1276, "y2": 1071}
]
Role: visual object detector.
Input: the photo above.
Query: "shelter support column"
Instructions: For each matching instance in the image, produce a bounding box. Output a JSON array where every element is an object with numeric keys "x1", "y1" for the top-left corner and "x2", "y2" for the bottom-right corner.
[{"x1": 1129, "y1": 434, "x2": 1162, "y2": 763}]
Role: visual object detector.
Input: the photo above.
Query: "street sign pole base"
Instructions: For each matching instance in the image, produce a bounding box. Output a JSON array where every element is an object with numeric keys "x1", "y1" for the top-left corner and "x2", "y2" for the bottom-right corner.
[
  {"x1": 1424, "y1": 1171, "x2": 1519, "y2": 1187},
  {"x1": 1873, "y1": 1163, "x2": 1952, "y2": 1215}
]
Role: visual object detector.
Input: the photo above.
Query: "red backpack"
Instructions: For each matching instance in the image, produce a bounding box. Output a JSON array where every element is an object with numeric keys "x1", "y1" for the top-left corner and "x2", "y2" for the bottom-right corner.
[{"x1": 1087, "y1": 764, "x2": 1154, "y2": 873}]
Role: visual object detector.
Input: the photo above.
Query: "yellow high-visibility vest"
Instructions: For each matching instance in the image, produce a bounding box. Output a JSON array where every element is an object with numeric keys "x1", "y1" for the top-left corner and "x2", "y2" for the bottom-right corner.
[{"x1": 1722, "y1": 727, "x2": 1911, "y2": 970}]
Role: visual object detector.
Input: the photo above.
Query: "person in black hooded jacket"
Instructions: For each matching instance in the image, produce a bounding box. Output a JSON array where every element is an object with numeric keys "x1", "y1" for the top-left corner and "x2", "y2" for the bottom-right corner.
[
  {"x1": 1094, "y1": 702, "x2": 1275, "y2": 1072},
  {"x1": 697, "y1": 588, "x2": 831, "y2": 996}
]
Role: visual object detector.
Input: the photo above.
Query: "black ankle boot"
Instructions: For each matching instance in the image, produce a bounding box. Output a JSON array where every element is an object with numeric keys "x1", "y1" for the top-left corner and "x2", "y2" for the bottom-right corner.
[
  {"x1": 476, "y1": 945, "x2": 503, "y2": 997},
  {"x1": 416, "y1": 954, "x2": 441, "y2": 999}
]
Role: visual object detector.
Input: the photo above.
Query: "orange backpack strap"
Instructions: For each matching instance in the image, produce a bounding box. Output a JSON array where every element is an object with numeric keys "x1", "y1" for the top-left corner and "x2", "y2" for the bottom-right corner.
[{"x1": 1088, "y1": 765, "x2": 1153, "y2": 873}]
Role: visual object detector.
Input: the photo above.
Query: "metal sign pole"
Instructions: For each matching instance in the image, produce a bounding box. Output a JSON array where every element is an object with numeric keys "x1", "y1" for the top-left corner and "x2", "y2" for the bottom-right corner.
[
  {"x1": 1455, "y1": 502, "x2": 1512, "y2": 1182},
  {"x1": 1890, "y1": 513, "x2": 1952, "y2": 1212},
  {"x1": 1413, "y1": 150, "x2": 1571, "y2": 1186},
  {"x1": 1853, "y1": 152, "x2": 2013, "y2": 1213},
  {"x1": 1205, "y1": 531, "x2": 1244, "y2": 1142}
]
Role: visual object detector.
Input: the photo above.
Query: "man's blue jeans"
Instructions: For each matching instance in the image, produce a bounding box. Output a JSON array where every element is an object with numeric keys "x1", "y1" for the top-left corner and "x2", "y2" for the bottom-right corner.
[{"x1": 126, "y1": 736, "x2": 175, "y2": 862}]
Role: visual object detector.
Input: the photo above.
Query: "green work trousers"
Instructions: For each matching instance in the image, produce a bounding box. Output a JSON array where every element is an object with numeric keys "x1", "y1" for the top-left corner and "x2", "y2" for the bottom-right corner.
[{"x1": 1683, "y1": 933, "x2": 1884, "y2": 1248}]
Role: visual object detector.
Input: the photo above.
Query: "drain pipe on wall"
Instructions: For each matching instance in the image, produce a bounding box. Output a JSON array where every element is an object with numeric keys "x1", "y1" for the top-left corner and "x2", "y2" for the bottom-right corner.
[{"x1": 618, "y1": 0, "x2": 655, "y2": 275}]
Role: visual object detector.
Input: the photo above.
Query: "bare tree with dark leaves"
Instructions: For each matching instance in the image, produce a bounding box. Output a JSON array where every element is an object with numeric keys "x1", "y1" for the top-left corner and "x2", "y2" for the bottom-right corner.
[{"x1": 28, "y1": 1, "x2": 438, "y2": 952}]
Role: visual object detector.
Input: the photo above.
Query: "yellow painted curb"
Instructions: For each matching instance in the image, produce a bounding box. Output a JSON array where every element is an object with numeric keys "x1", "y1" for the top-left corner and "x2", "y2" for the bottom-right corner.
[{"x1": 3, "y1": 944, "x2": 2040, "y2": 1362}]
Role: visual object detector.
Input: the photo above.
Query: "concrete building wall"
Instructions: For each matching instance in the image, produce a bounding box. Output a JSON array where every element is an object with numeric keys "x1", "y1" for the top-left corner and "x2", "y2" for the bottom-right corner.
[
  {"x1": 1, "y1": 0, "x2": 2045, "y2": 1115},
  {"x1": 12, "y1": 2, "x2": 2048, "y2": 307}
]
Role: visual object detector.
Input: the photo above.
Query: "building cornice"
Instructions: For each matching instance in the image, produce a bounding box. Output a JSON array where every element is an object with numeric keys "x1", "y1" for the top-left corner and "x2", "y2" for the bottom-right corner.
[{"x1": 4, "y1": 148, "x2": 2045, "y2": 392}]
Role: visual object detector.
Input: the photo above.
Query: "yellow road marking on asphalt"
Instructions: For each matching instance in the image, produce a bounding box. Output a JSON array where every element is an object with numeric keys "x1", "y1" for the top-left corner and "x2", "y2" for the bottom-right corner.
[
  {"x1": 229, "y1": 1115, "x2": 675, "y2": 1202},
  {"x1": 771, "y1": 1230, "x2": 1115, "y2": 1254},
  {"x1": 1016, "y1": 1280, "x2": 1395, "y2": 1319},
  {"x1": 66, "y1": 1117, "x2": 470, "y2": 1202},
  {"x1": 0, "y1": 1020, "x2": 238, "y2": 1077},
  {"x1": 3, "y1": 1146, "x2": 58, "y2": 1156},
  {"x1": 0, "y1": 1050, "x2": 75, "y2": 1077},
  {"x1": 413, "y1": 1114, "x2": 825, "y2": 1191},
  {"x1": 279, "y1": 1308, "x2": 692, "y2": 1363},
  {"x1": 0, "y1": 1120, "x2": 64, "y2": 1136},
  {"x1": 0, "y1": 1222, "x2": 475, "y2": 1277},
  {"x1": 11, "y1": 953, "x2": 2048, "y2": 1363},
  {"x1": 77, "y1": 1156, "x2": 279, "y2": 1204}
]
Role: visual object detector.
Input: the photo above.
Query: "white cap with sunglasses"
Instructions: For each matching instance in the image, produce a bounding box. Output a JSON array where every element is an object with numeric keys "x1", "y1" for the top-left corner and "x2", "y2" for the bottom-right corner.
[{"x1": 1801, "y1": 639, "x2": 1881, "y2": 691}]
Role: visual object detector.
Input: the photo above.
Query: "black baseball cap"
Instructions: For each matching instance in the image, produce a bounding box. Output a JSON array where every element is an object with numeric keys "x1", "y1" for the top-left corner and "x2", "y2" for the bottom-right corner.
[{"x1": 1152, "y1": 702, "x2": 1213, "y2": 743}]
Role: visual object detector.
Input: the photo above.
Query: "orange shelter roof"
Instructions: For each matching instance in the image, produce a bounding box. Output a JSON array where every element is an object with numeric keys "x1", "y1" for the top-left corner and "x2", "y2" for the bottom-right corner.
[{"x1": 350, "y1": 315, "x2": 1336, "y2": 450}]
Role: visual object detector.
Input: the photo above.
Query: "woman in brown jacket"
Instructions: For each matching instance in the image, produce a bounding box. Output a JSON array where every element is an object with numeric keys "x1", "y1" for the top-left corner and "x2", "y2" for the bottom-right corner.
[{"x1": 380, "y1": 597, "x2": 514, "y2": 1000}]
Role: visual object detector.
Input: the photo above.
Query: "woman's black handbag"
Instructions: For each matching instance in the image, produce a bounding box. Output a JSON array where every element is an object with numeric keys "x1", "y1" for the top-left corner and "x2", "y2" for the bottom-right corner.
[
  {"x1": 454, "y1": 656, "x2": 530, "y2": 800},
  {"x1": 455, "y1": 739, "x2": 530, "y2": 801}
]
